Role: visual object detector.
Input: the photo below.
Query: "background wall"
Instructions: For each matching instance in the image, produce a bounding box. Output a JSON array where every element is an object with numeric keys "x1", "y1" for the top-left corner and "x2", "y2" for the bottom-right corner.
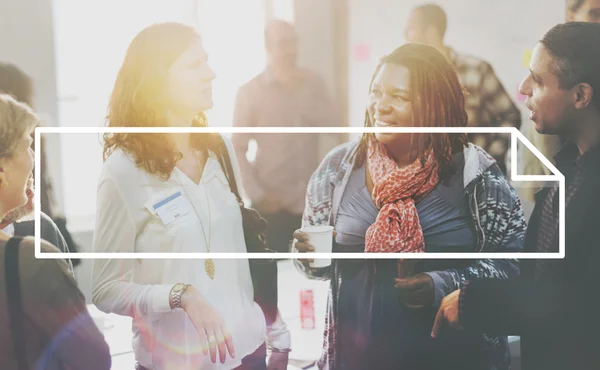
[
  {"x1": 347, "y1": 0, "x2": 565, "y2": 129},
  {"x1": 295, "y1": 0, "x2": 350, "y2": 156},
  {"x1": 0, "y1": 0, "x2": 64, "y2": 208}
]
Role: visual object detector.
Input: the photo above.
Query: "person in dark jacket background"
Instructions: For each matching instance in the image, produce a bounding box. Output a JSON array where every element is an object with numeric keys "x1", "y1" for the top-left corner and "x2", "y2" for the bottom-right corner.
[{"x1": 433, "y1": 22, "x2": 600, "y2": 370}]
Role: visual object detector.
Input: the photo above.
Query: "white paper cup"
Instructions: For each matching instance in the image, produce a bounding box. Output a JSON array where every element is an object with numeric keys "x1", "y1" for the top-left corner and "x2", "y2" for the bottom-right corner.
[{"x1": 301, "y1": 225, "x2": 334, "y2": 268}]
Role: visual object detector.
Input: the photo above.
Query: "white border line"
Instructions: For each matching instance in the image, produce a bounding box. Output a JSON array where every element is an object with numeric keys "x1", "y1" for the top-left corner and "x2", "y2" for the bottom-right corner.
[
  {"x1": 38, "y1": 126, "x2": 518, "y2": 134},
  {"x1": 35, "y1": 128, "x2": 41, "y2": 257},
  {"x1": 34, "y1": 126, "x2": 565, "y2": 259}
]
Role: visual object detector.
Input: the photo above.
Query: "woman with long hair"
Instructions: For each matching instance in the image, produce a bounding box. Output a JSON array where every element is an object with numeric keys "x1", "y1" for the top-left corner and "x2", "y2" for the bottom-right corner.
[
  {"x1": 293, "y1": 44, "x2": 527, "y2": 369},
  {"x1": 91, "y1": 23, "x2": 290, "y2": 370}
]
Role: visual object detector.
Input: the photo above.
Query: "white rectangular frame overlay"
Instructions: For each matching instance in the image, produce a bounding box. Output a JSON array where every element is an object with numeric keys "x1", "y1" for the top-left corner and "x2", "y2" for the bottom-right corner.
[{"x1": 34, "y1": 126, "x2": 565, "y2": 259}]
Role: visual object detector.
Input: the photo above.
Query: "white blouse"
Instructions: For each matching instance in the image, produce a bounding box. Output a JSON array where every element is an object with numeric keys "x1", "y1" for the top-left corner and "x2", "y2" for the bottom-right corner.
[{"x1": 91, "y1": 136, "x2": 289, "y2": 369}]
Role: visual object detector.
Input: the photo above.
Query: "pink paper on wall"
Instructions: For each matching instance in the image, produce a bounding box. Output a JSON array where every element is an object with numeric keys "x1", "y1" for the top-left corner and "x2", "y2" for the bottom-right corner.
[{"x1": 353, "y1": 44, "x2": 370, "y2": 62}]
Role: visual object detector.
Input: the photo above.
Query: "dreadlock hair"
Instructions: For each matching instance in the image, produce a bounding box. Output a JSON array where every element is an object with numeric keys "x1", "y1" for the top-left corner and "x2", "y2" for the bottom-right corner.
[{"x1": 353, "y1": 43, "x2": 469, "y2": 182}]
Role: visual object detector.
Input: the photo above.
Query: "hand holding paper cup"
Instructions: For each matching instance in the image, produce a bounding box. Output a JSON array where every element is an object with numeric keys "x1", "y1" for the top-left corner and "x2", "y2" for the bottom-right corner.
[{"x1": 293, "y1": 226, "x2": 335, "y2": 268}]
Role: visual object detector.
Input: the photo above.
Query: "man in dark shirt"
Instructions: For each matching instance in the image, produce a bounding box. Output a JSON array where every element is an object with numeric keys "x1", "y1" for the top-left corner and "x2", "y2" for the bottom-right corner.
[{"x1": 433, "y1": 22, "x2": 600, "y2": 370}]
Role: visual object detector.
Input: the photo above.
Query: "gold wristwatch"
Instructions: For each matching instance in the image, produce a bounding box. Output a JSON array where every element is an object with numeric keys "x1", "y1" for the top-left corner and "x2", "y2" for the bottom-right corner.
[{"x1": 170, "y1": 283, "x2": 191, "y2": 309}]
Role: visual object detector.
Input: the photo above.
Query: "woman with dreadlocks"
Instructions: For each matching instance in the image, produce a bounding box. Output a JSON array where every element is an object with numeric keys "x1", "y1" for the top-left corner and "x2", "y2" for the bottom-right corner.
[{"x1": 292, "y1": 44, "x2": 527, "y2": 370}]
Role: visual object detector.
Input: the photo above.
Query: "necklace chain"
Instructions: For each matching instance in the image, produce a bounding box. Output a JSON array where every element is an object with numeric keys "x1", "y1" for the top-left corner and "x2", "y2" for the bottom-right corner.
[{"x1": 175, "y1": 150, "x2": 215, "y2": 279}]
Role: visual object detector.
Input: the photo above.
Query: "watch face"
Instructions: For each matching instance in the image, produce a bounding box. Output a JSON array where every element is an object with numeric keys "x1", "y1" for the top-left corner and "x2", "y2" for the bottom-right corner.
[{"x1": 172, "y1": 283, "x2": 185, "y2": 293}]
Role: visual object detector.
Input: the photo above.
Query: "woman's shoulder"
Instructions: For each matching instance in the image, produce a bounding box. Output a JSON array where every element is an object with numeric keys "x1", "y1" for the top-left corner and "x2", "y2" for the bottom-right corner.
[
  {"x1": 14, "y1": 237, "x2": 65, "y2": 259},
  {"x1": 307, "y1": 140, "x2": 358, "y2": 187},
  {"x1": 463, "y1": 144, "x2": 498, "y2": 185},
  {"x1": 0, "y1": 237, "x2": 73, "y2": 278},
  {"x1": 461, "y1": 143, "x2": 522, "y2": 206},
  {"x1": 101, "y1": 148, "x2": 145, "y2": 188},
  {"x1": 463, "y1": 146, "x2": 523, "y2": 217},
  {"x1": 463, "y1": 144, "x2": 513, "y2": 188},
  {"x1": 8, "y1": 238, "x2": 83, "y2": 305},
  {"x1": 0, "y1": 236, "x2": 56, "y2": 252},
  {"x1": 320, "y1": 140, "x2": 359, "y2": 169},
  {"x1": 103, "y1": 148, "x2": 137, "y2": 174}
]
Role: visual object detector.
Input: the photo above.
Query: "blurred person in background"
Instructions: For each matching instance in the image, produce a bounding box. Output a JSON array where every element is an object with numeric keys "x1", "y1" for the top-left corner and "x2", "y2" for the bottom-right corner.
[
  {"x1": 567, "y1": 0, "x2": 600, "y2": 22},
  {"x1": 404, "y1": 3, "x2": 521, "y2": 174},
  {"x1": 0, "y1": 94, "x2": 110, "y2": 370},
  {"x1": 293, "y1": 44, "x2": 526, "y2": 370},
  {"x1": 232, "y1": 19, "x2": 343, "y2": 253},
  {"x1": 92, "y1": 22, "x2": 290, "y2": 370},
  {"x1": 0, "y1": 62, "x2": 80, "y2": 267}
]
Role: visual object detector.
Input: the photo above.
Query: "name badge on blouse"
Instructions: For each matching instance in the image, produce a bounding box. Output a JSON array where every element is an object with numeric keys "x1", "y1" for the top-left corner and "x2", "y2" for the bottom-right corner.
[{"x1": 152, "y1": 190, "x2": 194, "y2": 227}]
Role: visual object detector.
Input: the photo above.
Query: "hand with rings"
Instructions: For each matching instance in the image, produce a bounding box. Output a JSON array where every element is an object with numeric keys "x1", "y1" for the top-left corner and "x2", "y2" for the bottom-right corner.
[{"x1": 181, "y1": 286, "x2": 235, "y2": 364}]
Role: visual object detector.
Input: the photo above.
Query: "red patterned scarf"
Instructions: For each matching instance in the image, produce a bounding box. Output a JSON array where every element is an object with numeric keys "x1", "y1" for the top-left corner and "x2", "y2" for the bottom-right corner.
[{"x1": 365, "y1": 141, "x2": 440, "y2": 253}]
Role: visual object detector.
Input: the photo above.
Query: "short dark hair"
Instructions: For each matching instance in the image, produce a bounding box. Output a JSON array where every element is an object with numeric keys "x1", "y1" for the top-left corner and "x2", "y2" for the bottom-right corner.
[
  {"x1": 0, "y1": 62, "x2": 33, "y2": 107},
  {"x1": 414, "y1": 4, "x2": 447, "y2": 38},
  {"x1": 540, "y1": 22, "x2": 600, "y2": 111},
  {"x1": 264, "y1": 19, "x2": 294, "y2": 47},
  {"x1": 566, "y1": 0, "x2": 585, "y2": 12}
]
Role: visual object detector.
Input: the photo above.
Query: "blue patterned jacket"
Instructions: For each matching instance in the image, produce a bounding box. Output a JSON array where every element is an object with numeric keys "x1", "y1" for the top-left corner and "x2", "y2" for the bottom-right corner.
[{"x1": 295, "y1": 141, "x2": 527, "y2": 370}]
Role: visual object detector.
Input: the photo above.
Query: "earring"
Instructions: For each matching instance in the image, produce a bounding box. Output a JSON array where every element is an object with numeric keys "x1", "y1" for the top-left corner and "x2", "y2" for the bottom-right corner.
[
  {"x1": 193, "y1": 113, "x2": 208, "y2": 127},
  {"x1": 0, "y1": 172, "x2": 8, "y2": 189}
]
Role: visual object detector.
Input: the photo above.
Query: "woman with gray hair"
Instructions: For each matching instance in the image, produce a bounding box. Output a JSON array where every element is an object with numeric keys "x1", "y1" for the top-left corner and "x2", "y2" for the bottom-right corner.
[{"x1": 0, "y1": 94, "x2": 110, "y2": 369}]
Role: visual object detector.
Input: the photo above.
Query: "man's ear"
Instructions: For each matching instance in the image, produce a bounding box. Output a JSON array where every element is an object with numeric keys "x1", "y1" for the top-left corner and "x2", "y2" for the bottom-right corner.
[
  {"x1": 574, "y1": 83, "x2": 594, "y2": 110},
  {"x1": 0, "y1": 167, "x2": 8, "y2": 189}
]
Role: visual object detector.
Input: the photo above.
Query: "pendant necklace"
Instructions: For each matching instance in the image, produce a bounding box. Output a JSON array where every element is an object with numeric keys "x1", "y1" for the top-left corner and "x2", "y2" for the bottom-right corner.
[{"x1": 177, "y1": 151, "x2": 215, "y2": 279}]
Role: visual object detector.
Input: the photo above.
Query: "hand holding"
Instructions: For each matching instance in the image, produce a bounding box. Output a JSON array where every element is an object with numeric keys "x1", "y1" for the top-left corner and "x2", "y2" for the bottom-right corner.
[{"x1": 394, "y1": 273, "x2": 434, "y2": 309}]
